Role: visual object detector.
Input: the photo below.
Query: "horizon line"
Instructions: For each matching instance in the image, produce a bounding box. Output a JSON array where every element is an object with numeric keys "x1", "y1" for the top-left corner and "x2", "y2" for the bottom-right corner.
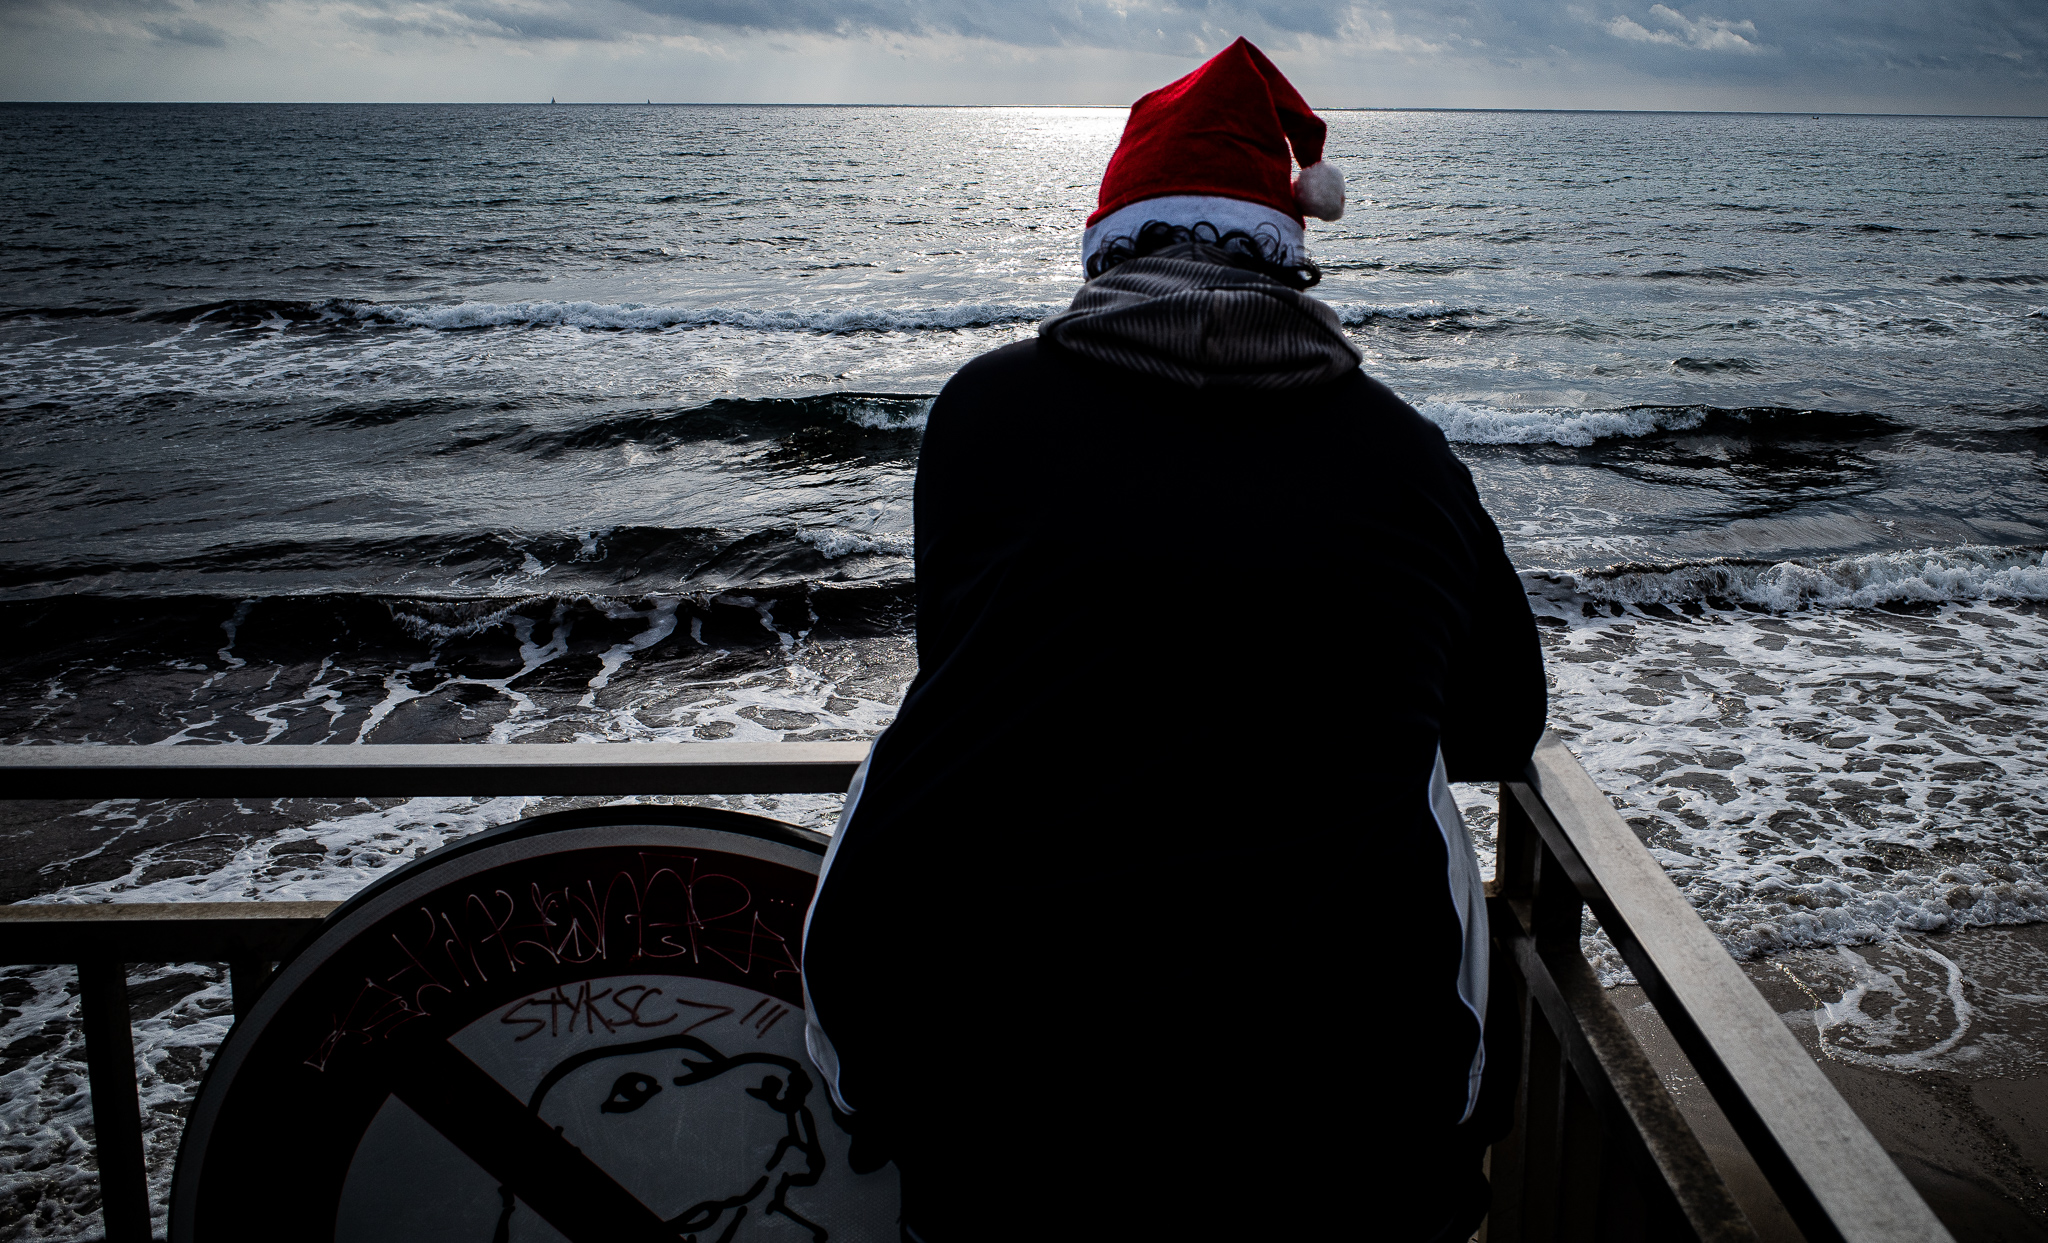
[{"x1": 2, "y1": 100, "x2": 2044, "y2": 120}]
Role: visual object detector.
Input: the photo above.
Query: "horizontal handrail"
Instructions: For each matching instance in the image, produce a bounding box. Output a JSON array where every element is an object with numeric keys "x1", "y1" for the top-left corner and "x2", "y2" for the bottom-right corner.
[
  {"x1": 0, "y1": 901, "x2": 338, "y2": 964},
  {"x1": 0, "y1": 901, "x2": 351, "y2": 1243},
  {"x1": 0, "y1": 740, "x2": 869, "y2": 798},
  {"x1": 1512, "y1": 732, "x2": 1951, "y2": 1243}
]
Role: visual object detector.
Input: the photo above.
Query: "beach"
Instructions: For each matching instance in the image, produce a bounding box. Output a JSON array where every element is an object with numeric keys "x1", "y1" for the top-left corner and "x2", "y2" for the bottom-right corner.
[
  {"x1": 1612, "y1": 924, "x2": 2048, "y2": 1241},
  {"x1": 2, "y1": 102, "x2": 2046, "y2": 1238}
]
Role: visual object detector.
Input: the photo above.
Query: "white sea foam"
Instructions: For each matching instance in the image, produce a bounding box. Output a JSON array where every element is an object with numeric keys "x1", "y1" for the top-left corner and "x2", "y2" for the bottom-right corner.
[
  {"x1": 835, "y1": 396, "x2": 933, "y2": 429},
  {"x1": 1418, "y1": 400, "x2": 1709, "y2": 446},
  {"x1": 1770, "y1": 926, "x2": 2048, "y2": 1076},
  {"x1": 796, "y1": 528, "x2": 913, "y2": 558},
  {"x1": 1332, "y1": 301, "x2": 1484, "y2": 326},
  {"x1": 1547, "y1": 599, "x2": 2048, "y2": 980},
  {"x1": 353, "y1": 300, "x2": 1054, "y2": 334},
  {"x1": 1530, "y1": 545, "x2": 2048, "y2": 611}
]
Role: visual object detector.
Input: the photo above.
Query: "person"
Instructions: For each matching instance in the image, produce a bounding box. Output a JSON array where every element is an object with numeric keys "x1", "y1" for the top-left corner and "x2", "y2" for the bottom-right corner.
[{"x1": 801, "y1": 37, "x2": 1546, "y2": 1242}]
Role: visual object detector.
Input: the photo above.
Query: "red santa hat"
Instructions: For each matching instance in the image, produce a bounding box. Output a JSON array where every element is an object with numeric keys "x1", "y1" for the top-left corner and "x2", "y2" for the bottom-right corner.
[{"x1": 1082, "y1": 37, "x2": 1345, "y2": 270}]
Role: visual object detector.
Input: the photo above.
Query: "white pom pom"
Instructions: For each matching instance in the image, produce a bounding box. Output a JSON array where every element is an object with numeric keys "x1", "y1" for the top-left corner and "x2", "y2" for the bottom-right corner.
[{"x1": 1293, "y1": 160, "x2": 1346, "y2": 221}]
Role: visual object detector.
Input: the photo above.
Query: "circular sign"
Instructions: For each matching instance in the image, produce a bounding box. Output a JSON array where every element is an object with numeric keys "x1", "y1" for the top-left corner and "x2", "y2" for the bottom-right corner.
[{"x1": 171, "y1": 806, "x2": 900, "y2": 1242}]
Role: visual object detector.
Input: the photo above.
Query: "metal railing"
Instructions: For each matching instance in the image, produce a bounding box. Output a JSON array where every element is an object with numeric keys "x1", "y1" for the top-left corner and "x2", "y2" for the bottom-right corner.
[
  {"x1": 0, "y1": 902, "x2": 336, "y2": 1241},
  {"x1": 0, "y1": 735, "x2": 1948, "y2": 1243},
  {"x1": 1487, "y1": 734, "x2": 1949, "y2": 1243}
]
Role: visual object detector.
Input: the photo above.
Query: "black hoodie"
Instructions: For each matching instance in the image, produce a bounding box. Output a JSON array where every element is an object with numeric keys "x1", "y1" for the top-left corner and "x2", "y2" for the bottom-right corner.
[{"x1": 801, "y1": 247, "x2": 1546, "y2": 1238}]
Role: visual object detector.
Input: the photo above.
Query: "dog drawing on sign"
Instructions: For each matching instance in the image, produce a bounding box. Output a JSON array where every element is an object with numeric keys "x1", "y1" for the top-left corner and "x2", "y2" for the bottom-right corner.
[{"x1": 492, "y1": 1032, "x2": 828, "y2": 1242}]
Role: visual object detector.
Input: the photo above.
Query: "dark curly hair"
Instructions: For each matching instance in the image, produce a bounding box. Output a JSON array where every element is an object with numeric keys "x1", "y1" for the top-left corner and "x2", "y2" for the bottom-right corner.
[{"x1": 1085, "y1": 219, "x2": 1322, "y2": 289}]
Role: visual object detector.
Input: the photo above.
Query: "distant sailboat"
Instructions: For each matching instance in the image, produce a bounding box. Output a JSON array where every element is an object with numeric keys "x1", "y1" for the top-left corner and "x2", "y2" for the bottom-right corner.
[{"x1": 550, "y1": 97, "x2": 557, "y2": 105}]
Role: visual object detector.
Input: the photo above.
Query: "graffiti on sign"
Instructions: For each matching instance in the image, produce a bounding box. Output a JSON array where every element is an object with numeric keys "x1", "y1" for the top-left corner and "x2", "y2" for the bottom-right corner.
[{"x1": 171, "y1": 813, "x2": 900, "y2": 1243}]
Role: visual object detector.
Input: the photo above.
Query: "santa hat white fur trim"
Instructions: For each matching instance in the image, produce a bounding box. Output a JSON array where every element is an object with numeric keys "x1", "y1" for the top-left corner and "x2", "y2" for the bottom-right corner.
[
  {"x1": 1293, "y1": 160, "x2": 1345, "y2": 221},
  {"x1": 1081, "y1": 195, "x2": 1307, "y2": 270}
]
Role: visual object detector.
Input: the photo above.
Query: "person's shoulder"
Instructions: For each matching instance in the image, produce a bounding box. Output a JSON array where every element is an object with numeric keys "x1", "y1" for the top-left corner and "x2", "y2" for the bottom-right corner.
[
  {"x1": 920, "y1": 340, "x2": 1060, "y2": 458},
  {"x1": 1327, "y1": 372, "x2": 1484, "y2": 505},
  {"x1": 1306, "y1": 369, "x2": 1454, "y2": 451},
  {"x1": 1351, "y1": 371, "x2": 1442, "y2": 436},
  {"x1": 940, "y1": 338, "x2": 1051, "y2": 398}
]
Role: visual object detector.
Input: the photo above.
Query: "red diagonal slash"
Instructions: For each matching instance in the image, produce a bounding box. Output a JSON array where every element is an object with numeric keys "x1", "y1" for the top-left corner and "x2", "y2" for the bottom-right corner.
[{"x1": 386, "y1": 1041, "x2": 677, "y2": 1243}]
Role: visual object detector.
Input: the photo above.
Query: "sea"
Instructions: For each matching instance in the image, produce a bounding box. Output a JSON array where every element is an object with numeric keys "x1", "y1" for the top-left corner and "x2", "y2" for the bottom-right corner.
[{"x1": 2, "y1": 103, "x2": 2046, "y2": 1236}]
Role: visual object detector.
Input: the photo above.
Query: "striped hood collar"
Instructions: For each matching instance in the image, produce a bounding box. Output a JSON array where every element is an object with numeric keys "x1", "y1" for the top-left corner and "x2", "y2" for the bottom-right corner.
[{"x1": 1038, "y1": 243, "x2": 1361, "y2": 390}]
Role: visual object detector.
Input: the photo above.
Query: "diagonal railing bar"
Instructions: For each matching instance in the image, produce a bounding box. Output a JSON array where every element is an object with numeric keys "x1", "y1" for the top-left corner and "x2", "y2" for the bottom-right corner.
[
  {"x1": 1508, "y1": 731, "x2": 1953, "y2": 1243},
  {"x1": 1493, "y1": 895, "x2": 1757, "y2": 1243}
]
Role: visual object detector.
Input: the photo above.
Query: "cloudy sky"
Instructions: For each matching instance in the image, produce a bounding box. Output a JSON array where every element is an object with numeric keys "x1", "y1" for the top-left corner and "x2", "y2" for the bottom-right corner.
[{"x1": 2, "y1": 0, "x2": 2042, "y2": 112}]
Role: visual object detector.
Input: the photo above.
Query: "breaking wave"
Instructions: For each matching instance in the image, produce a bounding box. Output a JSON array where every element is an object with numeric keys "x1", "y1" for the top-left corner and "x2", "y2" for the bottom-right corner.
[
  {"x1": 1332, "y1": 301, "x2": 1489, "y2": 327},
  {"x1": 1419, "y1": 401, "x2": 1894, "y2": 447},
  {"x1": 0, "y1": 521, "x2": 916, "y2": 601},
  {"x1": 127, "y1": 297, "x2": 1053, "y2": 334},
  {"x1": 796, "y1": 528, "x2": 913, "y2": 558},
  {"x1": 510, "y1": 392, "x2": 933, "y2": 456},
  {"x1": 1529, "y1": 545, "x2": 2048, "y2": 612},
  {"x1": 0, "y1": 581, "x2": 916, "y2": 668}
]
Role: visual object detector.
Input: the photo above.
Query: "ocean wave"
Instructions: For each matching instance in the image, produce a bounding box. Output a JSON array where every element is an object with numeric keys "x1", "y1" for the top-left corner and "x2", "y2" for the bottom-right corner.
[
  {"x1": 0, "y1": 519, "x2": 920, "y2": 603},
  {"x1": 52, "y1": 295, "x2": 1491, "y2": 335},
  {"x1": 139, "y1": 298, "x2": 356, "y2": 327},
  {"x1": 1671, "y1": 356, "x2": 1760, "y2": 374},
  {"x1": 1418, "y1": 401, "x2": 1891, "y2": 447},
  {"x1": 1421, "y1": 401, "x2": 1705, "y2": 446},
  {"x1": 1332, "y1": 302, "x2": 1488, "y2": 327},
  {"x1": 0, "y1": 304, "x2": 141, "y2": 323},
  {"x1": 1933, "y1": 273, "x2": 2048, "y2": 286},
  {"x1": 515, "y1": 392, "x2": 932, "y2": 456},
  {"x1": 0, "y1": 581, "x2": 916, "y2": 664},
  {"x1": 1639, "y1": 266, "x2": 1769, "y2": 282},
  {"x1": 795, "y1": 528, "x2": 913, "y2": 558},
  {"x1": 1529, "y1": 545, "x2": 2048, "y2": 612},
  {"x1": 354, "y1": 299, "x2": 1052, "y2": 334},
  {"x1": 111, "y1": 297, "x2": 1050, "y2": 335}
]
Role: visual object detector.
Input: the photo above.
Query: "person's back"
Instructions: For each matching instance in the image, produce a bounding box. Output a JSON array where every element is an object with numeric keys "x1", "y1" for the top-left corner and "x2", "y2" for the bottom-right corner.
[{"x1": 802, "y1": 38, "x2": 1546, "y2": 1241}]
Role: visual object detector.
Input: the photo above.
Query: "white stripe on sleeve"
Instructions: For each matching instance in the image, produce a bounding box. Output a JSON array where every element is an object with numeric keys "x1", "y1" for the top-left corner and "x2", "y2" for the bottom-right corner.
[{"x1": 1430, "y1": 746, "x2": 1490, "y2": 1124}]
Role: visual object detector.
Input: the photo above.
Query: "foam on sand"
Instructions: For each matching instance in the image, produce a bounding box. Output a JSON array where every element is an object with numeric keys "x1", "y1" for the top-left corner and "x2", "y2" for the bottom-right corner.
[{"x1": 1542, "y1": 599, "x2": 2048, "y2": 979}]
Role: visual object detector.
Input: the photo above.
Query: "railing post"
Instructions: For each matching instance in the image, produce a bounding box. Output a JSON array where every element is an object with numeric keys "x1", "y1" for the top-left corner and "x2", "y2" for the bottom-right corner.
[
  {"x1": 1558, "y1": 1066, "x2": 1604, "y2": 1238},
  {"x1": 78, "y1": 960, "x2": 151, "y2": 1243},
  {"x1": 229, "y1": 958, "x2": 273, "y2": 1017},
  {"x1": 1489, "y1": 788, "x2": 1543, "y2": 1242},
  {"x1": 1529, "y1": 837, "x2": 1584, "y2": 955},
  {"x1": 1518, "y1": 997, "x2": 1567, "y2": 1241},
  {"x1": 1484, "y1": 946, "x2": 1533, "y2": 1243},
  {"x1": 1496, "y1": 781, "x2": 1538, "y2": 902}
]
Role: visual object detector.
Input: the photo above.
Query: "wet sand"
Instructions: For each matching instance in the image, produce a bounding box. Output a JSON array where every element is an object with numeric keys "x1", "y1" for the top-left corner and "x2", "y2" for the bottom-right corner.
[{"x1": 1615, "y1": 923, "x2": 2048, "y2": 1242}]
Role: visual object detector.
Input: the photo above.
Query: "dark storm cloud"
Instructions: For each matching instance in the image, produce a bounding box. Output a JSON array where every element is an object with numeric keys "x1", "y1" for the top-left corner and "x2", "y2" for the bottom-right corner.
[
  {"x1": 559, "y1": 0, "x2": 2041, "y2": 61},
  {"x1": 0, "y1": 0, "x2": 2039, "y2": 109},
  {"x1": 594, "y1": 0, "x2": 1345, "y2": 46},
  {"x1": 338, "y1": 0, "x2": 617, "y2": 41},
  {"x1": 139, "y1": 15, "x2": 228, "y2": 42},
  {"x1": 333, "y1": 0, "x2": 2042, "y2": 99}
]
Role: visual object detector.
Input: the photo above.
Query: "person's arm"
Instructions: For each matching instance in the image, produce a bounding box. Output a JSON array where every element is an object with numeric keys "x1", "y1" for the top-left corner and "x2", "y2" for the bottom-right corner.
[{"x1": 1440, "y1": 470, "x2": 1548, "y2": 782}]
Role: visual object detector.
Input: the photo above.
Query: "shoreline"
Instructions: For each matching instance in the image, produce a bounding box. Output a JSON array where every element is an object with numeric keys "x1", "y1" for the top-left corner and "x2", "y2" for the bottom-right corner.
[{"x1": 1615, "y1": 922, "x2": 2048, "y2": 1242}]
